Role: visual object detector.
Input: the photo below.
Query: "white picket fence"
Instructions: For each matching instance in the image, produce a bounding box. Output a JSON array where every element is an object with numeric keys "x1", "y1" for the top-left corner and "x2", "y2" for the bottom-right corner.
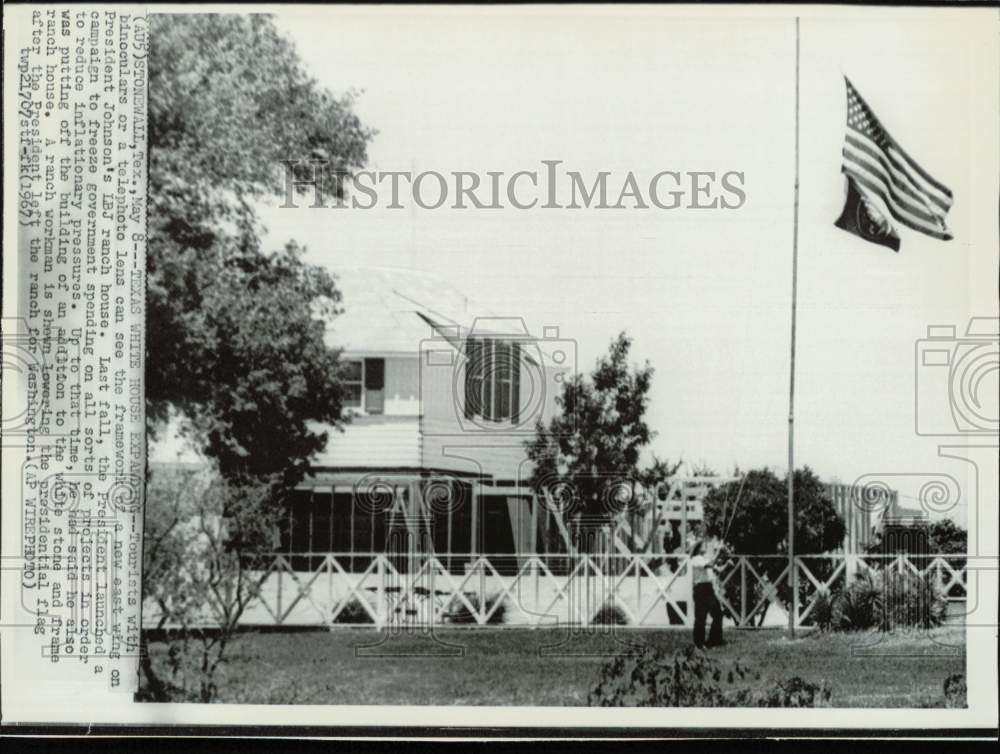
[{"x1": 202, "y1": 552, "x2": 968, "y2": 630}]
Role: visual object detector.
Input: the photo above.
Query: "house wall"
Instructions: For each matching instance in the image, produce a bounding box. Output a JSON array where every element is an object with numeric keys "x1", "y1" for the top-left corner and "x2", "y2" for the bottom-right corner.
[
  {"x1": 310, "y1": 415, "x2": 421, "y2": 468},
  {"x1": 309, "y1": 356, "x2": 422, "y2": 468},
  {"x1": 313, "y1": 343, "x2": 567, "y2": 479},
  {"x1": 418, "y1": 341, "x2": 567, "y2": 480}
]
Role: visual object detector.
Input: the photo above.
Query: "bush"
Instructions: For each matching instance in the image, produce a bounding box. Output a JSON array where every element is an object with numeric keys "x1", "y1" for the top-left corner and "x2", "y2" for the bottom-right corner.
[
  {"x1": 832, "y1": 570, "x2": 883, "y2": 631},
  {"x1": 589, "y1": 645, "x2": 751, "y2": 707},
  {"x1": 332, "y1": 596, "x2": 374, "y2": 624},
  {"x1": 915, "y1": 673, "x2": 968, "y2": 708},
  {"x1": 754, "y1": 677, "x2": 833, "y2": 708},
  {"x1": 591, "y1": 601, "x2": 630, "y2": 626},
  {"x1": 881, "y1": 569, "x2": 948, "y2": 630},
  {"x1": 831, "y1": 568, "x2": 947, "y2": 631},
  {"x1": 588, "y1": 645, "x2": 833, "y2": 708},
  {"x1": 809, "y1": 589, "x2": 835, "y2": 631},
  {"x1": 943, "y1": 673, "x2": 967, "y2": 708},
  {"x1": 445, "y1": 592, "x2": 507, "y2": 624}
]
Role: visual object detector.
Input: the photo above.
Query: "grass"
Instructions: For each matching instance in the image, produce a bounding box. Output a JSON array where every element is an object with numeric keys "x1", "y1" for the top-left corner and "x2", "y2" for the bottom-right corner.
[{"x1": 144, "y1": 625, "x2": 965, "y2": 707}]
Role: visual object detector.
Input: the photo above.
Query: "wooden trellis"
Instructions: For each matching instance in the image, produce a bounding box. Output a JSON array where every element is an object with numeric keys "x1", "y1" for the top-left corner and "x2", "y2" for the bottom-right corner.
[{"x1": 141, "y1": 552, "x2": 968, "y2": 630}]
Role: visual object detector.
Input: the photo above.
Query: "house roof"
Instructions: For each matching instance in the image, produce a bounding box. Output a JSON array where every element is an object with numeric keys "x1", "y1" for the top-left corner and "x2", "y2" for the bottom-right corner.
[{"x1": 324, "y1": 267, "x2": 493, "y2": 355}]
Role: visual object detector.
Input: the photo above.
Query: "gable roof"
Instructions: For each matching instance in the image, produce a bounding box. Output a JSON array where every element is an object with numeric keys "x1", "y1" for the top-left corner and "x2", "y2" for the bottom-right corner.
[{"x1": 323, "y1": 267, "x2": 491, "y2": 355}]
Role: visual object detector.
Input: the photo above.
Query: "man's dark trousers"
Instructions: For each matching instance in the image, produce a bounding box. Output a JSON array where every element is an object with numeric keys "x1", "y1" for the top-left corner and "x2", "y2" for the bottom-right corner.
[{"x1": 693, "y1": 582, "x2": 723, "y2": 648}]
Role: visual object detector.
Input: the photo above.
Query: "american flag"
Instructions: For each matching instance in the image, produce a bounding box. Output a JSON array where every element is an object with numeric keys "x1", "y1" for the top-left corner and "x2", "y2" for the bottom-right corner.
[{"x1": 841, "y1": 77, "x2": 953, "y2": 241}]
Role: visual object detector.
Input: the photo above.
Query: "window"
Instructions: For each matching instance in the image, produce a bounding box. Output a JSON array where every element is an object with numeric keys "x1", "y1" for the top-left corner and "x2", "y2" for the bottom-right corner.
[
  {"x1": 341, "y1": 358, "x2": 385, "y2": 414},
  {"x1": 464, "y1": 338, "x2": 520, "y2": 422},
  {"x1": 342, "y1": 361, "x2": 363, "y2": 409}
]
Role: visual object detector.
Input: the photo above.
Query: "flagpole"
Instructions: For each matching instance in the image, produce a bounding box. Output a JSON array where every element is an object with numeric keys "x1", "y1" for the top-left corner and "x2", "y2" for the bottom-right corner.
[{"x1": 787, "y1": 16, "x2": 801, "y2": 640}]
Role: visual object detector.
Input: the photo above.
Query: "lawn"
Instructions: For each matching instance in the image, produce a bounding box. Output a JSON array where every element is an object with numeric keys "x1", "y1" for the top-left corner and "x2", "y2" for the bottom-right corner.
[{"x1": 146, "y1": 625, "x2": 965, "y2": 707}]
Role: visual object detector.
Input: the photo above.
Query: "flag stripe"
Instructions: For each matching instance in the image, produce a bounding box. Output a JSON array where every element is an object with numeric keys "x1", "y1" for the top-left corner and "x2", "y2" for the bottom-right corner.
[
  {"x1": 844, "y1": 166, "x2": 949, "y2": 238},
  {"x1": 843, "y1": 140, "x2": 945, "y2": 226},
  {"x1": 883, "y1": 132, "x2": 953, "y2": 199},
  {"x1": 842, "y1": 78, "x2": 954, "y2": 242},
  {"x1": 846, "y1": 131, "x2": 952, "y2": 215},
  {"x1": 884, "y1": 143, "x2": 954, "y2": 211},
  {"x1": 876, "y1": 133, "x2": 954, "y2": 211},
  {"x1": 845, "y1": 83, "x2": 954, "y2": 202},
  {"x1": 844, "y1": 167, "x2": 953, "y2": 241},
  {"x1": 844, "y1": 151, "x2": 945, "y2": 230},
  {"x1": 842, "y1": 162, "x2": 944, "y2": 235}
]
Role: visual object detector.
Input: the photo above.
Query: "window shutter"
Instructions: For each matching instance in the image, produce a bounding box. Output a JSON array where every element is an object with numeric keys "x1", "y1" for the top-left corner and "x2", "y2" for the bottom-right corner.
[
  {"x1": 510, "y1": 341, "x2": 521, "y2": 424},
  {"x1": 464, "y1": 339, "x2": 479, "y2": 419},
  {"x1": 496, "y1": 340, "x2": 511, "y2": 421},
  {"x1": 482, "y1": 339, "x2": 494, "y2": 421},
  {"x1": 364, "y1": 358, "x2": 385, "y2": 415}
]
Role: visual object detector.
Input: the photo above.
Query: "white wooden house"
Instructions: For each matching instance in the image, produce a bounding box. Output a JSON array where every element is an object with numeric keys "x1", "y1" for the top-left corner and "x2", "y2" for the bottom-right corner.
[{"x1": 282, "y1": 268, "x2": 573, "y2": 573}]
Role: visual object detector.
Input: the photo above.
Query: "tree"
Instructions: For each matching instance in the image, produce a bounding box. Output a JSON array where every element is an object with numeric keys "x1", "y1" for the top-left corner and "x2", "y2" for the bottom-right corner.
[
  {"x1": 702, "y1": 467, "x2": 845, "y2": 626},
  {"x1": 688, "y1": 461, "x2": 717, "y2": 478},
  {"x1": 148, "y1": 14, "x2": 374, "y2": 486},
  {"x1": 866, "y1": 517, "x2": 967, "y2": 556},
  {"x1": 928, "y1": 519, "x2": 967, "y2": 555},
  {"x1": 139, "y1": 465, "x2": 282, "y2": 702},
  {"x1": 525, "y1": 333, "x2": 679, "y2": 549},
  {"x1": 702, "y1": 467, "x2": 845, "y2": 555},
  {"x1": 141, "y1": 15, "x2": 374, "y2": 702}
]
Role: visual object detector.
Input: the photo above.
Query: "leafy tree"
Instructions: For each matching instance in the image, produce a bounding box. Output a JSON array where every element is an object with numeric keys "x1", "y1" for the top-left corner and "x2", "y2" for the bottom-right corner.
[
  {"x1": 702, "y1": 468, "x2": 845, "y2": 626},
  {"x1": 702, "y1": 467, "x2": 845, "y2": 555},
  {"x1": 148, "y1": 14, "x2": 374, "y2": 486},
  {"x1": 688, "y1": 461, "x2": 717, "y2": 478},
  {"x1": 928, "y1": 519, "x2": 967, "y2": 555},
  {"x1": 139, "y1": 465, "x2": 282, "y2": 702},
  {"x1": 866, "y1": 517, "x2": 966, "y2": 557},
  {"x1": 526, "y1": 333, "x2": 679, "y2": 550},
  {"x1": 141, "y1": 15, "x2": 373, "y2": 702}
]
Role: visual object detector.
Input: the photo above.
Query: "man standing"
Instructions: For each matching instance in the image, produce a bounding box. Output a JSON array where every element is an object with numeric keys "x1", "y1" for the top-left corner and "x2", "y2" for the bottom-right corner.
[{"x1": 689, "y1": 534, "x2": 724, "y2": 649}]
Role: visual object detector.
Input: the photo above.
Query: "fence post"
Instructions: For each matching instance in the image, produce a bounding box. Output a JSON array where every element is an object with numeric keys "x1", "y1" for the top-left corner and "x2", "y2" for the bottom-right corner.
[
  {"x1": 377, "y1": 554, "x2": 384, "y2": 629},
  {"x1": 792, "y1": 557, "x2": 800, "y2": 629},
  {"x1": 740, "y1": 557, "x2": 747, "y2": 628},
  {"x1": 686, "y1": 555, "x2": 694, "y2": 627},
  {"x1": 276, "y1": 555, "x2": 283, "y2": 620},
  {"x1": 635, "y1": 553, "x2": 642, "y2": 609},
  {"x1": 326, "y1": 555, "x2": 333, "y2": 623},
  {"x1": 845, "y1": 552, "x2": 858, "y2": 585}
]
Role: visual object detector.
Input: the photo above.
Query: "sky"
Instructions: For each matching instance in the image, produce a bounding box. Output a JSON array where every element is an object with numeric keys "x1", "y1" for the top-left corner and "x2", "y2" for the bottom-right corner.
[{"x1": 256, "y1": 6, "x2": 998, "y2": 525}]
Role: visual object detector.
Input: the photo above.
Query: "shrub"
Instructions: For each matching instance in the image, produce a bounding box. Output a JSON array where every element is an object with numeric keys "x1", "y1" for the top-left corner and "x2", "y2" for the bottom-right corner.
[
  {"x1": 808, "y1": 589, "x2": 834, "y2": 631},
  {"x1": 591, "y1": 601, "x2": 630, "y2": 626},
  {"x1": 915, "y1": 673, "x2": 968, "y2": 708},
  {"x1": 332, "y1": 596, "x2": 374, "y2": 624},
  {"x1": 881, "y1": 569, "x2": 948, "y2": 630},
  {"x1": 754, "y1": 677, "x2": 833, "y2": 708},
  {"x1": 831, "y1": 568, "x2": 947, "y2": 631},
  {"x1": 589, "y1": 645, "x2": 743, "y2": 707},
  {"x1": 589, "y1": 646, "x2": 833, "y2": 708},
  {"x1": 446, "y1": 592, "x2": 507, "y2": 624},
  {"x1": 832, "y1": 570, "x2": 883, "y2": 631},
  {"x1": 590, "y1": 645, "x2": 765, "y2": 707},
  {"x1": 943, "y1": 673, "x2": 967, "y2": 708}
]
